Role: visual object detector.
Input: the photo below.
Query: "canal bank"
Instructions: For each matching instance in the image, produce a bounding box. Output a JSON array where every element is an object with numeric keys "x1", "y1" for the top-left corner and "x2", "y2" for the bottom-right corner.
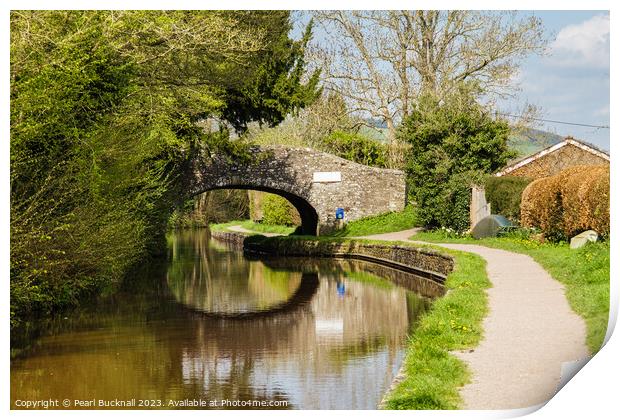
[{"x1": 212, "y1": 226, "x2": 592, "y2": 410}]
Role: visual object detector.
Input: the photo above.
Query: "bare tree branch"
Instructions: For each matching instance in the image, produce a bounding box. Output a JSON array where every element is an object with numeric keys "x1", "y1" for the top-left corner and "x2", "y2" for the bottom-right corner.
[{"x1": 311, "y1": 11, "x2": 548, "y2": 141}]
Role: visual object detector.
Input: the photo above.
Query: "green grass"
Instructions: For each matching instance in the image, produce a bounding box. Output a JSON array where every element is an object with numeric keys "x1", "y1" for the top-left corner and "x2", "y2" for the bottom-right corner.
[
  {"x1": 244, "y1": 233, "x2": 490, "y2": 409},
  {"x1": 411, "y1": 230, "x2": 610, "y2": 353},
  {"x1": 329, "y1": 205, "x2": 419, "y2": 237},
  {"x1": 383, "y1": 248, "x2": 490, "y2": 409},
  {"x1": 209, "y1": 205, "x2": 419, "y2": 238},
  {"x1": 209, "y1": 220, "x2": 295, "y2": 235}
]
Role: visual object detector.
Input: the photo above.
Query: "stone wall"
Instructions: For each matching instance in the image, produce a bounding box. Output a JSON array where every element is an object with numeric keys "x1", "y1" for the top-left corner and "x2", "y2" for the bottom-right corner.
[
  {"x1": 212, "y1": 230, "x2": 452, "y2": 287},
  {"x1": 210, "y1": 231, "x2": 247, "y2": 248},
  {"x1": 240, "y1": 235, "x2": 454, "y2": 283},
  {"x1": 189, "y1": 145, "x2": 406, "y2": 235},
  {"x1": 259, "y1": 257, "x2": 445, "y2": 298}
]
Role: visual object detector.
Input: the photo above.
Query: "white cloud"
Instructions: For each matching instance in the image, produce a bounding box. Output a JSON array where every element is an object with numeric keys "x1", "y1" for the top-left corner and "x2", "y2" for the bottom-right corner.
[{"x1": 550, "y1": 14, "x2": 610, "y2": 68}]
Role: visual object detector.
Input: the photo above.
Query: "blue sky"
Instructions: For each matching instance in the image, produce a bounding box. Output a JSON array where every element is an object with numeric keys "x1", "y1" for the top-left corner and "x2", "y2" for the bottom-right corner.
[
  {"x1": 502, "y1": 11, "x2": 610, "y2": 150},
  {"x1": 296, "y1": 11, "x2": 611, "y2": 151}
]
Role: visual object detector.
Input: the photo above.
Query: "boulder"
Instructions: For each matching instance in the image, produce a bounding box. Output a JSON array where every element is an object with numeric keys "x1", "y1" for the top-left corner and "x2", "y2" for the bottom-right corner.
[
  {"x1": 471, "y1": 215, "x2": 514, "y2": 239},
  {"x1": 570, "y1": 230, "x2": 599, "y2": 249}
]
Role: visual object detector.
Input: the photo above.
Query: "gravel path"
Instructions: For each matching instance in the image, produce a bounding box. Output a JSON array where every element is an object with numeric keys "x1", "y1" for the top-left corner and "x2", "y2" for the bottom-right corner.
[{"x1": 359, "y1": 228, "x2": 590, "y2": 410}]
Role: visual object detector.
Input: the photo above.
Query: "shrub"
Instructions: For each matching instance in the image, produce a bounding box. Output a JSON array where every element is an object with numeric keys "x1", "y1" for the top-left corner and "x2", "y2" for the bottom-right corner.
[
  {"x1": 521, "y1": 174, "x2": 568, "y2": 241},
  {"x1": 560, "y1": 165, "x2": 610, "y2": 237},
  {"x1": 521, "y1": 165, "x2": 609, "y2": 240},
  {"x1": 261, "y1": 193, "x2": 301, "y2": 226},
  {"x1": 437, "y1": 171, "x2": 482, "y2": 232},
  {"x1": 484, "y1": 176, "x2": 532, "y2": 223},
  {"x1": 407, "y1": 170, "x2": 485, "y2": 233},
  {"x1": 398, "y1": 86, "x2": 515, "y2": 232},
  {"x1": 322, "y1": 131, "x2": 388, "y2": 168}
]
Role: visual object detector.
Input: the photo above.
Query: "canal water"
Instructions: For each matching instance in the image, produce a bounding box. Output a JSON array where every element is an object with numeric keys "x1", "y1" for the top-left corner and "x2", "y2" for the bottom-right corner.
[{"x1": 11, "y1": 229, "x2": 441, "y2": 410}]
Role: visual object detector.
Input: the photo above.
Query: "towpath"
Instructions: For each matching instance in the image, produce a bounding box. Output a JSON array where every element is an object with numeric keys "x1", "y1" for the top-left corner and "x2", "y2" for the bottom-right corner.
[{"x1": 359, "y1": 228, "x2": 590, "y2": 409}]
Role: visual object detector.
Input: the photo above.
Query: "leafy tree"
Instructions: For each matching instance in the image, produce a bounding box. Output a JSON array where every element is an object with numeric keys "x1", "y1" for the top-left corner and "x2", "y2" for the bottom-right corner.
[
  {"x1": 10, "y1": 11, "x2": 319, "y2": 325},
  {"x1": 398, "y1": 85, "x2": 516, "y2": 231},
  {"x1": 220, "y1": 13, "x2": 321, "y2": 131},
  {"x1": 246, "y1": 90, "x2": 392, "y2": 169},
  {"x1": 323, "y1": 131, "x2": 388, "y2": 168},
  {"x1": 261, "y1": 194, "x2": 301, "y2": 226}
]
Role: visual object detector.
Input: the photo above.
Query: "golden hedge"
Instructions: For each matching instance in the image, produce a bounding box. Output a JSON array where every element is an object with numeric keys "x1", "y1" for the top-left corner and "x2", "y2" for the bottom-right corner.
[{"x1": 521, "y1": 165, "x2": 609, "y2": 239}]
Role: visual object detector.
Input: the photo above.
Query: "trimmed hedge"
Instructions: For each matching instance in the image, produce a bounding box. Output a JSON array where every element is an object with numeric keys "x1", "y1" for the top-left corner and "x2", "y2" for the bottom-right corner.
[
  {"x1": 521, "y1": 165, "x2": 609, "y2": 240},
  {"x1": 484, "y1": 176, "x2": 532, "y2": 223}
]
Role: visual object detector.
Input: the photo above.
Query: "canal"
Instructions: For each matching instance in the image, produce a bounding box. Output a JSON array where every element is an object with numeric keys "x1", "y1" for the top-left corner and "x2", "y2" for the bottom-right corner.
[{"x1": 11, "y1": 229, "x2": 442, "y2": 409}]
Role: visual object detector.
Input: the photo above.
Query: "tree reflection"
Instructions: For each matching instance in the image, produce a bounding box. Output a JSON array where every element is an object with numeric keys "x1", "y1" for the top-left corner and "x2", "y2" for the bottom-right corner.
[{"x1": 11, "y1": 230, "x2": 435, "y2": 409}]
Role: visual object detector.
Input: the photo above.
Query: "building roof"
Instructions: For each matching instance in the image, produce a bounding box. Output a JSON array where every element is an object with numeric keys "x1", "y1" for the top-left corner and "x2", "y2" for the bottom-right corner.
[{"x1": 494, "y1": 136, "x2": 610, "y2": 177}]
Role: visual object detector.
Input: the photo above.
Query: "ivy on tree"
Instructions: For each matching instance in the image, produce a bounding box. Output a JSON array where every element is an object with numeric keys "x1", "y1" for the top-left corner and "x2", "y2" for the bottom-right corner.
[{"x1": 398, "y1": 84, "x2": 516, "y2": 232}]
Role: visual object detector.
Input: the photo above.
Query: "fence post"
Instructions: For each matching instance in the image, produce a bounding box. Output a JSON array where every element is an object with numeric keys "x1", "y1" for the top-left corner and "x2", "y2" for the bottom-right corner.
[{"x1": 470, "y1": 185, "x2": 491, "y2": 231}]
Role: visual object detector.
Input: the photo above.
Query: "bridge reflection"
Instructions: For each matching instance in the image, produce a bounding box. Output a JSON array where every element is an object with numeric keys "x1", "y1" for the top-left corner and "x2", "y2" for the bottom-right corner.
[{"x1": 10, "y1": 229, "x2": 437, "y2": 410}]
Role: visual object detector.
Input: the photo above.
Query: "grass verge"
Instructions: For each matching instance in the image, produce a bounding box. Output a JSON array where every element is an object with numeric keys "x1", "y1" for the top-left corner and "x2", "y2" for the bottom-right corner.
[
  {"x1": 411, "y1": 230, "x2": 610, "y2": 353},
  {"x1": 209, "y1": 220, "x2": 295, "y2": 235},
  {"x1": 244, "y1": 233, "x2": 490, "y2": 409},
  {"x1": 328, "y1": 205, "x2": 419, "y2": 237},
  {"x1": 383, "y1": 248, "x2": 490, "y2": 409}
]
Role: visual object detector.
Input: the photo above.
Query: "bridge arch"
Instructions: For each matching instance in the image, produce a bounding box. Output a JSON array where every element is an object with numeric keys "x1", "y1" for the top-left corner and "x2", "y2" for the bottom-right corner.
[
  {"x1": 188, "y1": 146, "x2": 406, "y2": 235},
  {"x1": 196, "y1": 185, "x2": 319, "y2": 235}
]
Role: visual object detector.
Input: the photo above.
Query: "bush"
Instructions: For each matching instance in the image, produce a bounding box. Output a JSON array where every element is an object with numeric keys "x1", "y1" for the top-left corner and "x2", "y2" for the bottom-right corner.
[
  {"x1": 261, "y1": 193, "x2": 301, "y2": 226},
  {"x1": 521, "y1": 165, "x2": 609, "y2": 240},
  {"x1": 438, "y1": 171, "x2": 482, "y2": 232},
  {"x1": 560, "y1": 165, "x2": 610, "y2": 237},
  {"x1": 322, "y1": 130, "x2": 388, "y2": 168},
  {"x1": 398, "y1": 86, "x2": 515, "y2": 232},
  {"x1": 484, "y1": 176, "x2": 532, "y2": 223}
]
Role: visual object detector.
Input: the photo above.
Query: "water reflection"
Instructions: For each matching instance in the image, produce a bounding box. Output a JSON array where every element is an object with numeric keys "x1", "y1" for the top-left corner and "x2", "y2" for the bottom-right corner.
[
  {"x1": 11, "y1": 229, "x2": 436, "y2": 409},
  {"x1": 167, "y1": 229, "x2": 304, "y2": 315}
]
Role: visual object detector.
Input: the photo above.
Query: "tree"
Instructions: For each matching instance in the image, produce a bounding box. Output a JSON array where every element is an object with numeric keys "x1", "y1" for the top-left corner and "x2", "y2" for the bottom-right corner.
[
  {"x1": 10, "y1": 10, "x2": 319, "y2": 325},
  {"x1": 398, "y1": 85, "x2": 516, "y2": 231},
  {"x1": 312, "y1": 11, "x2": 547, "y2": 141},
  {"x1": 220, "y1": 13, "x2": 321, "y2": 132},
  {"x1": 246, "y1": 91, "x2": 356, "y2": 149}
]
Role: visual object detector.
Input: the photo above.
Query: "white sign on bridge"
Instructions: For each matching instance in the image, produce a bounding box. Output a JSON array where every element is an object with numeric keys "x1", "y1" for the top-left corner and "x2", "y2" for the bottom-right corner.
[{"x1": 312, "y1": 171, "x2": 342, "y2": 183}]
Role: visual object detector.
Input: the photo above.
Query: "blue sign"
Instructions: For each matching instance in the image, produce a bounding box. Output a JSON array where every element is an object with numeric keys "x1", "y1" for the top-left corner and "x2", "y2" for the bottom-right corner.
[
  {"x1": 337, "y1": 281, "x2": 346, "y2": 297},
  {"x1": 336, "y1": 207, "x2": 345, "y2": 220}
]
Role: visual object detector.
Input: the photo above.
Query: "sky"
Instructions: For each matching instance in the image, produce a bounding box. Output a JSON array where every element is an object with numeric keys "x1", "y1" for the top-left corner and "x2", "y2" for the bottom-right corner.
[
  {"x1": 296, "y1": 10, "x2": 611, "y2": 151},
  {"x1": 502, "y1": 11, "x2": 610, "y2": 150}
]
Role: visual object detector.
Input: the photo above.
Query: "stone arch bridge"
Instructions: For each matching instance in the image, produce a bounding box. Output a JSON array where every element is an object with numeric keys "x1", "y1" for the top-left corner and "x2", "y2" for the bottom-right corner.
[{"x1": 188, "y1": 146, "x2": 406, "y2": 235}]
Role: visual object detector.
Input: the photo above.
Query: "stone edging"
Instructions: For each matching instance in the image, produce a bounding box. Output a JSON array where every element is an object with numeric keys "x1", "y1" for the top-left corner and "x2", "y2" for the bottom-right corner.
[
  {"x1": 211, "y1": 230, "x2": 454, "y2": 283},
  {"x1": 210, "y1": 230, "x2": 246, "y2": 248}
]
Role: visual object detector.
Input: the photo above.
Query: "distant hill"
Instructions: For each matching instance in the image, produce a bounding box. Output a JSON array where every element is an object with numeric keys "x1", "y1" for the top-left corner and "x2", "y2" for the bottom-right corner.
[
  {"x1": 358, "y1": 121, "x2": 566, "y2": 161},
  {"x1": 358, "y1": 125, "x2": 389, "y2": 142},
  {"x1": 507, "y1": 128, "x2": 564, "y2": 161}
]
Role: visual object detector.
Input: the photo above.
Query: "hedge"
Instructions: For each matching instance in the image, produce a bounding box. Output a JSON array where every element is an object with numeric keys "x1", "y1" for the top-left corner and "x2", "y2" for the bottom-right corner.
[
  {"x1": 484, "y1": 176, "x2": 532, "y2": 223},
  {"x1": 521, "y1": 165, "x2": 609, "y2": 240}
]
